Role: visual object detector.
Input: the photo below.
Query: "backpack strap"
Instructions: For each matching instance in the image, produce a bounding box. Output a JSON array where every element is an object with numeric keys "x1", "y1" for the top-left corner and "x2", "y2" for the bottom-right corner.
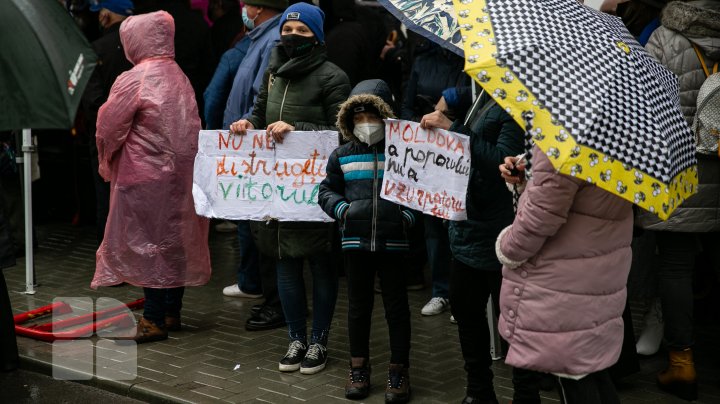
[{"x1": 693, "y1": 44, "x2": 719, "y2": 77}]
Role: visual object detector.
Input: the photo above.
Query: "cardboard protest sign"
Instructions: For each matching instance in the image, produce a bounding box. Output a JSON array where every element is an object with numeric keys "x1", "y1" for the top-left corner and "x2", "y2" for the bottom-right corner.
[
  {"x1": 381, "y1": 119, "x2": 471, "y2": 220},
  {"x1": 192, "y1": 130, "x2": 338, "y2": 222}
]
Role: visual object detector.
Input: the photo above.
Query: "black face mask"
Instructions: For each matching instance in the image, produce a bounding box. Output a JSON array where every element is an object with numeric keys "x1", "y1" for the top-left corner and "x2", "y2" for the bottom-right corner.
[{"x1": 281, "y1": 34, "x2": 316, "y2": 58}]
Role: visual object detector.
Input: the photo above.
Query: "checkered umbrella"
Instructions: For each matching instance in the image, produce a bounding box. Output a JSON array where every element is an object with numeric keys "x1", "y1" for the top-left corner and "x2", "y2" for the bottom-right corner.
[{"x1": 451, "y1": 0, "x2": 698, "y2": 220}]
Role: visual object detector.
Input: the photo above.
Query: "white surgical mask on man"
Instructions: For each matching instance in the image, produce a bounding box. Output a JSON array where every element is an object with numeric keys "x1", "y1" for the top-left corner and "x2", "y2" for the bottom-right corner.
[{"x1": 354, "y1": 123, "x2": 385, "y2": 145}]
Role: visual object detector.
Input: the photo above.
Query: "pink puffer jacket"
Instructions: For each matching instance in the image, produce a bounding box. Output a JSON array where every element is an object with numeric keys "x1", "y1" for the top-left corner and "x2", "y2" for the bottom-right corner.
[{"x1": 496, "y1": 146, "x2": 633, "y2": 376}]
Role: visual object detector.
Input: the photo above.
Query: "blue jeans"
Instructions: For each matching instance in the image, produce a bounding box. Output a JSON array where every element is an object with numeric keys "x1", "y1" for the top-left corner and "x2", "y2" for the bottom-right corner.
[
  {"x1": 237, "y1": 220, "x2": 262, "y2": 294},
  {"x1": 277, "y1": 254, "x2": 338, "y2": 345},
  {"x1": 143, "y1": 287, "x2": 185, "y2": 327},
  {"x1": 424, "y1": 215, "x2": 450, "y2": 299}
]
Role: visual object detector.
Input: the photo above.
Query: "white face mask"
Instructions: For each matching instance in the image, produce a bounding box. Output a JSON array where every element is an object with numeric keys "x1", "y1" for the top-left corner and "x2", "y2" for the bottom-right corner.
[{"x1": 353, "y1": 122, "x2": 385, "y2": 145}]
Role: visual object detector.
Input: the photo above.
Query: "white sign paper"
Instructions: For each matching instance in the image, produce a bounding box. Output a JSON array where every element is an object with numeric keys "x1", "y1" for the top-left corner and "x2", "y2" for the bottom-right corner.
[
  {"x1": 192, "y1": 130, "x2": 338, "y2": 221},
  {"x1": 380, "y1": 119, "x2": 471, "y2": 220}
]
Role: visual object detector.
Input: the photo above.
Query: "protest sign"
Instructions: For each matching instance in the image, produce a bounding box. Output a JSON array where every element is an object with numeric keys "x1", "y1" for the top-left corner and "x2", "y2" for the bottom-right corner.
[
  {"x1": 192, "y1": 130, "x2": 338, "y2": 222},
  {"x1": 381, "y1": 119, "x2": 471, "y2": 220}
]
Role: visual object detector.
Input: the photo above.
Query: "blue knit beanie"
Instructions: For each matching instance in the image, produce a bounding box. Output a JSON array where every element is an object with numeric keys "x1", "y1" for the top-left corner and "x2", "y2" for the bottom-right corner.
[{"x1": 279, "y1": 3, "x2": 325, "y2": 44}]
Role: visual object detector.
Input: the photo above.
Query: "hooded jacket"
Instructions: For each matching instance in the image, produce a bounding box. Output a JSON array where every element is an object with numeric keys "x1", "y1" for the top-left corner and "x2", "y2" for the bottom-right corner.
[
  {"x1": 637, "y1": 0, "x2": 720, "y2": 232},
  {"x1": 247, "y1": 43, "x2": 351, "y2": 259},
  {"x1": 496, "y1": 146, "x2": 634, "y2": 376},
  {"x1": 92, "y1": 11, "x2": 211, "y2": 288},
  {"x1": 319, "y1": 80, "x2": 417, "y2": 251}
]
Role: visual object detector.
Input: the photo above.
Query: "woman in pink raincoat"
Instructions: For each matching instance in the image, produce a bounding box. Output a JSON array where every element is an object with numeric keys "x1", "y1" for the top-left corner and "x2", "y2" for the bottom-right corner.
[{"x1": 92, "y1": 10, "x2": 211, "y2": 343}]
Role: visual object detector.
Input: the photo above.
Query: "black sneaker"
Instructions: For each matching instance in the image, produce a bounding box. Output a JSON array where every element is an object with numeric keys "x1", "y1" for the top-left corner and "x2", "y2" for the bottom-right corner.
[
  {"x1": 300, "y1": 343, "x2": 327, "y2": 374},
  {"x1": 279, "y1": 340, "x2": 307, "y2": 372}
]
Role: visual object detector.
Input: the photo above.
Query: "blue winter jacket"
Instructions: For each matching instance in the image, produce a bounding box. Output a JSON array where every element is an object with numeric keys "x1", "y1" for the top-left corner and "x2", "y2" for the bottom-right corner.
[
  {"x1": 203, "y1": 35, "x2": 251, "y2": 129},
  {"x1": 222, "y1": 14, "x2": 281, "y2": 129}
]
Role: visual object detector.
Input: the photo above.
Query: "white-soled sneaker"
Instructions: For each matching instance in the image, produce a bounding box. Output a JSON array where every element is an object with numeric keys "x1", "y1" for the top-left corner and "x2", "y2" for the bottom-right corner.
[
  {"x1": 279, "y1": 340, "x2": 307, "y2": 372},
  {"x1": 300, "y1": 343, "x2": 328, "y2": 374},
  {"x1": 222, "y1": 284, "x2": 263, "y2": 298},
  {"x1": 421, "y1": 297, "x2": 449, "y2": 316}
]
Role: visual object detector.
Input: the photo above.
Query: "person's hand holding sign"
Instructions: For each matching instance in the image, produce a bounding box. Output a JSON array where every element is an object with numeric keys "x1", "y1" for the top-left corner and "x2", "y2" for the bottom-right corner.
[
  {"x1": 230, "y1": 119, "x2": 254, "y2": 135},
  {"x1": 266, "y1": 121, "x2": 295, "y2": 144},
  {"x1": 420, "y1": 110, "x2": 452, "y2": 130}
]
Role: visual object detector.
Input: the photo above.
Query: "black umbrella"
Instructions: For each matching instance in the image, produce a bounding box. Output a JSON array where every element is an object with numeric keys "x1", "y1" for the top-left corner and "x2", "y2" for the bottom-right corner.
[{"x1": 0, "y1": 0, "x2": 97, "y2": 294}]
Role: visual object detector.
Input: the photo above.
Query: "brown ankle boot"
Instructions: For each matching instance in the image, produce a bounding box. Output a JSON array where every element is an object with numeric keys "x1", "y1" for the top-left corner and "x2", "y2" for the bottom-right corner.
[
  {"x1": 657, "y1": 348, "x2": 697, "y2": 401},
  {"x1": 165, "y1": 315, "x2": 181, "y2": 331},
  {"x1": 345, "y1": 357, "x2": 370, "y2": 400},
  {"x1": 385, "y1": 363, "x2": 410, "y2": 403},
  {"x1": 133, "y1": 317, "x2": 168, "y2": 344}
]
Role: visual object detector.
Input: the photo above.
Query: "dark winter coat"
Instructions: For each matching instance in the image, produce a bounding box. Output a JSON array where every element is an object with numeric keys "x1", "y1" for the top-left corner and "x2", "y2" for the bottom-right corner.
[
  {"x1": 210, "y1": 11, "x2": 243, "y2": 65},
  {"x1": 322, "y1": 0, "x2": 372, "y2": 87},
  {"x1": 319, "y1": 80, "x2": 417, "y2": 251},
  {"x1": 248, "y1": 44, "x2": 351, "y2": 259},
  {"x1": 247, "y1": 45, "x2": 351, "y2": 131},
  {"x1": 81, "y1": 22, "x2": 133, "y2": 155},
  {"x1": 400, "y1": 43, "x2": 469, "y2": 121},
  {"x1": 152, "y1": 0, "x2": 214, "y2": 119},
  {"x1": 447, "y1": 94, "x2": 524, "y2": 269}
]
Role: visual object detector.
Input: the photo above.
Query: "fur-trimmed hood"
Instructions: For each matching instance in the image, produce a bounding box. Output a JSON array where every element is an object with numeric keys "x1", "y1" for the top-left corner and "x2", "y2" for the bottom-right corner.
[
  {"x1": 662, "y1": 1, "x2": 720, "y2": 41},
  {"x1": 336, "y1": 79, "x2": 396, "y2": 142}
]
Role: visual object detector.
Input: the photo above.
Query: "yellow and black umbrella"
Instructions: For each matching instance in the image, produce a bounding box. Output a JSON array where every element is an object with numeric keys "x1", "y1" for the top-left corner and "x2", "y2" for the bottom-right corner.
[{"x1": 451, "y1": 0, "x2": 697, "y2": 220}]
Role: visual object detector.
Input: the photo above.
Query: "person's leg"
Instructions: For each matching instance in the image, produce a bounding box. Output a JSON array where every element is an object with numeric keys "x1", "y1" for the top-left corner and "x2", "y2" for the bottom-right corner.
[
  {"x1": 608, "y1": 296, "x2": 640, "y2": 382},
  {"x1": 276, "y1": 257, "x2": 308, "y2": 343},
  {"x1": 308, "y1": 253, "x2": 338, "y2": 346},
  {"x1": 299, "y1": 254, "x2": 338, "y2": 374},
  {"x1": 260, "y1": 253, "x2": 281, "y2": 309},
  {"x1": 655, "y1": 231, "x2": 699, "y2": 400},
  {"x1": 89, "y1": 150, "x2": 110, "y2": 245},
  {"x1": 143, "y1": 287, "x2": 166, "y2": 327},
  {"x1": 404, "y1": 218, "x2": 426, "y2": 290},
  {"x1": 344, "y1": 251, "x2": 375, "y2": 398},
  {"x1": 512, "y1": 367, "x2": 542, "y2": 404},
  {"x1": 0, "y1": 270, "x2": 19, "y2": 371},
  {"x1": 246, "y1": 253, "x2": 285, "y2": 330},
  {"x1": 136, "y1": 287, "x2": 169, "y2": 343},
  {"x1": 378, "y1": 252, "x2": 411, "y2": 402},
  {"x1": 276, "y1": 257, "x2": 310, "y2": 372},
  {"x1": 378, "y1": 253, "x2": 411, "y2": 366},
  {"x1": 449, "y1": 260, "x2": 496, "y2": 401},
  {"x1": 235, "y1": 220, "x2": 261, "y2": 294},
  {"x1": 557, "y1": 370, "x2": 619, "y2": 404},
  {"x1": 345, "y1": 251, "x2": 376, "y2": 360},
  {"x1": 656, "y1": 231, "x2": 697, "y2": 350},
  {"x1": 164, "y1": 287, "x2": 185, "y2": 318},
  {"x1": 425, "y1": 215, "x2": 450, "y2": 299}
]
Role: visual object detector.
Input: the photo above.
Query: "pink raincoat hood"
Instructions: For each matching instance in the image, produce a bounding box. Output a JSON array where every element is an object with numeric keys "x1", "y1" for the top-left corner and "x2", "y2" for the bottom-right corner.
[
  {"x1": 120, "y1": 11, "x2": 175, "y2": 65},
  {"x1": 92, "y1": 13, "x2": 210, "y2": 289}
]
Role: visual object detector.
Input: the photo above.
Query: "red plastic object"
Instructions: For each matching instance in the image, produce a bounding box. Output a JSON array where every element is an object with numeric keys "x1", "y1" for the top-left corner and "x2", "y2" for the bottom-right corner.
[{"x1": 14, "y1": 298, "x2": 144, "y2": 342}]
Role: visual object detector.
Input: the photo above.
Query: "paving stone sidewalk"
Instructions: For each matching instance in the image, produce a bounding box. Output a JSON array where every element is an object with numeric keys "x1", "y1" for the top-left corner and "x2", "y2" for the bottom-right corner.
[{"x1": 4, "y1": 223, "x2": 720, "y2": 403}]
